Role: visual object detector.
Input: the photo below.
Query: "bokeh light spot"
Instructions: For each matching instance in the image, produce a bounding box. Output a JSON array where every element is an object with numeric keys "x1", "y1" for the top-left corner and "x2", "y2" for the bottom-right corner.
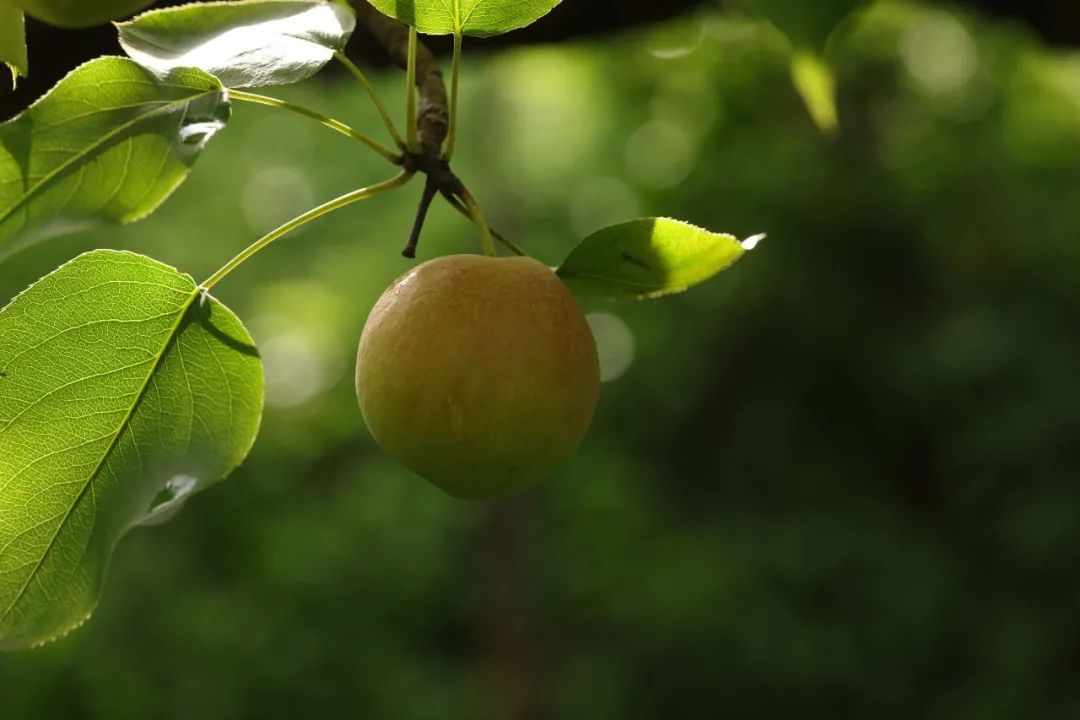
[
  {"x1": 646, "y1": 19, "x2": 707, "y2": 60},
  {"x1": 569, "y1": 177, "x2": 641, "y2": 238},
  {"x1": 242, "y1": 165, "x2": 316, "y2": 235},
  {"x1": 624, "y1": 119, "x2": 698, "y2": 190},
  {"x1": 901, "y1": 11, "x2": 979, "y2": 96}
]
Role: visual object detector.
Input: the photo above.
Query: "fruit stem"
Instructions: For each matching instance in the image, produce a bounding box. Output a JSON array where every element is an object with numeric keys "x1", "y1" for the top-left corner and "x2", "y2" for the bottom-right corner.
[
  {"x1": 229, "y1": 90, "x2": 403, "y2": 164},
  {"x1": 460, "y1": 189, "x2": 497, "y2": 257},
  {"x1": 201, "y1": 171, "x2": 415, "y2": 291},
  {"x1": 334, "y1": 51, "x2": 407, "y2": 149},
  {"x1": 404, "y1": 176, "x2": 439, "y2": 258},
  {"x1": 405, "y1": 26, "x2": 420, "y2": 152},
  {"x1": 440, "y1": 190, "x2": 526, "y2": 256},
  {"x1": 351, "y1": 1, "x2": 448, "y2": 155},
  {"x1": 444, "y1": 28, "x2": 463, "y2": 161}
]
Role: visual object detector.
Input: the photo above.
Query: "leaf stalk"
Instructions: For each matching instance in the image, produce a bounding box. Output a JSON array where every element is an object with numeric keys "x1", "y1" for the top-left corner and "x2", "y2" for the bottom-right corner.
[
  {"x1": 201, "y1": 171, "x2": 414, "y2": 290},
  {"x1": 229, "y1": 89, "x2": 402, "y2": 163}
]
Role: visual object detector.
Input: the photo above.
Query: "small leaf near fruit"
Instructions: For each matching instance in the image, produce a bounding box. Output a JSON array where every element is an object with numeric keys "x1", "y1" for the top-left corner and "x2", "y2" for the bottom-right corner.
[
  {"x1": 556, "y1": 218, "x2": 757, "y2": 300},
  {"x1": 0, "y1": 57, "x2": 229, "y2": 264},
  {"x1": 117, "y1": 0, "x2": 356, "y2": 88},
  {"x1": 0, "y1": 250, "x2": 263, "y2": 651},
  {"x1": 368, "y1": 0, "x2": 563, "y2": 37}
]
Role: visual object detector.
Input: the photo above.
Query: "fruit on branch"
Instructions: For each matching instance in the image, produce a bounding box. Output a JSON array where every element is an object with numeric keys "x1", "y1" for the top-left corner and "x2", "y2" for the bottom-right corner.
[{"x1": 356, "y1": 254, "x2": 600, "y2": 499}]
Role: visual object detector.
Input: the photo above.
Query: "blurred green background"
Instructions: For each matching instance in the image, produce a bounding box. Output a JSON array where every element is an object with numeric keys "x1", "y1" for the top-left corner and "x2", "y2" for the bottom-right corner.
[{"x1": 3, "y1": 0, "x2": 1080, "y2": 717}]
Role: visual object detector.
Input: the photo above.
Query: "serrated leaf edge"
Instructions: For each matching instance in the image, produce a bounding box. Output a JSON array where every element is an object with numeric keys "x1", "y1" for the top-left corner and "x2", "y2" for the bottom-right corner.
[
  {"x1": 0, "y1": 58, "x2": 227, "y2": 259},
  {"x1": 0, "y1": 249, "x2": 264, "y2": 650},
  {"x1": 556, "y1": 217, "x2": 751, "y2": 299}
]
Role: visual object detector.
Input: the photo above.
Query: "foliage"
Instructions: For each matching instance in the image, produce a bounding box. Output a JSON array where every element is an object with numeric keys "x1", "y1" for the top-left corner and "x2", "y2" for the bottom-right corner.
[
  {"x1": 367, "y1": 0, "x2": 563, "y2": 37},
  {"x1": 5, "y1": 0, "x2": 155, "y2": 28},
  {"x1": 557, "y1": 218, "x2": 751, "y2": 299},
  {"x1": 0, "y1": 0, "x2": 759, "y2": 648},
  {"x1": 0, "y1": 5, "x2": 27, "y2": 83},
  {"x1": 739, "y1": 0, "x2": 869, "y2": 133},
  {"x1": 0, "y1": 0, "x2": 156, "y2": 80},
  {"x1": 117, "y1": 0, "x2": 356, "y2": 87},
  {"x1": 0, "y1": 250, "x2": 262, "y2": 650},
  {"x1": 0, "y1": 59, "x2": 229, "y2": 262}
]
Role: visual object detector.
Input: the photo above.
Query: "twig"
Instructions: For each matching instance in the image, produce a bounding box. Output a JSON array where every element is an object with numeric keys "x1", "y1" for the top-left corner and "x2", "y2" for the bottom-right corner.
[
  {"x1": 440, "y1": 190, "x2": 526, "y2": 256},
  {"x1": 349, "y1": 2, "x2": 525, "y2": 257},
  {"x1": 404, "y1": 176, "x2": 439, "y2": 258},
  {"x1": 351, "y1": 2, "x2": 448, "y2": 156}
]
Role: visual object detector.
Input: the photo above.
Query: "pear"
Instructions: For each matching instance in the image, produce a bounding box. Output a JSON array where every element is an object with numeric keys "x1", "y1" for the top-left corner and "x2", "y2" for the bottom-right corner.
[{"x1": 356, "y1": 254, "x2": 599, "y2": 498}]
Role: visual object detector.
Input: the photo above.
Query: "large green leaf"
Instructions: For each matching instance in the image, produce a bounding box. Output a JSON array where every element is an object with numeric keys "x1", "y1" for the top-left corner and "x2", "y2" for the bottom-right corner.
[
  {"x1": 0, "y1": 57, "x2": 229, "y2": 263},
  {"x1": 556, "y1": 218, "x2": 756, "y2": 300},
  {"x1": 118, "y1": 0, "x2": 356, "y2": 88},
  {"x1": 0, "y1": 250, "x2": 264, "y2": 650},
  {"x1": 368, "y1": 0, "x2": 562, "y2": 37},
  {"x1": 6, "y1": 0, "x2": 154, "y2": 28},
  {"x1": 0, "y1": 5, "x2": 28, "y2": 83}
]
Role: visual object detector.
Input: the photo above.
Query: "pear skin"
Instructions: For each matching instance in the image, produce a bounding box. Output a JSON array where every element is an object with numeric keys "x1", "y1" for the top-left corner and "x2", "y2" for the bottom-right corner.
[{"x1": 356, "y1": 255, "x2": 600, "y2": 498}]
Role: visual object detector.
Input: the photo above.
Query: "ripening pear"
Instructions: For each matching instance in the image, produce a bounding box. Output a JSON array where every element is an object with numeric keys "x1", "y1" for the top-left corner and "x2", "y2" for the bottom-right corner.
[{"x1": 355, "y1": 254, "x2": 600, "y2": 499}]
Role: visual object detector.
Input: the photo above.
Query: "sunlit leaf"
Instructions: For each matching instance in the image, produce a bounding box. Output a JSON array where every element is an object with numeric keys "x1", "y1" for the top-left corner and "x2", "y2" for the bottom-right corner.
[
  {"x1": 0, "y1": 57, "x2": 229, "y2": 263},
  {"x1": 0, "y1": 5, "x2": 28, "y2": 83},
  {"x1": 556, "y1": 218, "x2": 755, "y2": 300},
  {"x1": 118, "y1": 0, "x2": 356, "y2": 88},
  {"x1": 7, "y1": 0, "x2": 154, "y2": 28},
  {"x1": 368, "y1": 0, "x2": 562, "y2": 37},
  {"x1": 0, "y1": 250, "x2": 264, "y2": 651}
]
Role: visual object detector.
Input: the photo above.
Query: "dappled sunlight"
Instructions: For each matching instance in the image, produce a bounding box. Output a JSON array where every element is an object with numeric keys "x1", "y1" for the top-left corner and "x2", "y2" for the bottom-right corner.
[
  {"x1": 624, "y1": 118, "x2": 699, "y2": 190},
  {"x1": 247, "y1": 281, "x2": 348, "y2": 411},
  {"x1": 491, "y1": 48, "x2": 612, "y2": 204},
  {"x1": 241, "y1": 165, "x2": 317, "y2": 235},
  {"x1": 258, "y1": 331, "x2": 331, "y2": 409},
  {"x1": 1002, "y1": 52, "x2": 1080, "y2": 165},
  {"x1": 568, "y1": 176, "x2": 641, "y2": 238},
  {"x1": 901, "y1": 10, "x2": 979, "y2": 97},
  {"x1": 898, "y1": 8, "x2": 995, "y2": 121}
]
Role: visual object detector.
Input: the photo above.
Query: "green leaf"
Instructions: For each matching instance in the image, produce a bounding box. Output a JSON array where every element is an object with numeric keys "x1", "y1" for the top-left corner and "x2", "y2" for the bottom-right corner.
[
  {"x1": 738, "y1": 1, "x2": 863, "y2": 134},
  {"x1": 368, "y1": 0, "x2": 562, "y2": 37},
  {"x1": 118, "y1": 0, "x2": 356, "y2": 88},
  {"x1": 6, "y1": 0, "x2": 154, "y2": 28},
  {"x1": 0, "y1": 250, "x2": 264, "y2": 651},
  {"x1": 790, "y1": 50, "x2": 838, "y2": 134},
  {"x1": 739, "y1": 0, "x2": 867, "y2": 50},
  {"x1": 0, "y1": 5, "x2": 28, "y2": 82},
  {"x1": 0, "y1": 57, "x2": 229, "y2": 263},
  {"x1": 556, "y1": 218, "x2": 756, "y2": 300}
]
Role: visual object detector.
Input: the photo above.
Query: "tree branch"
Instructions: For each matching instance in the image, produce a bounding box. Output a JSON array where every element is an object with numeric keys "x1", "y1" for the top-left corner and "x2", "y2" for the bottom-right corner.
[
  {"x1": 351, "y1": 1, "x2": 449, "y2": 156},
  {"x1": 348, "y1": 2, "x2": 525, "y2": 258},
  {"x1": 404, "y1": 176, "x2": 439, "y2": 258}
]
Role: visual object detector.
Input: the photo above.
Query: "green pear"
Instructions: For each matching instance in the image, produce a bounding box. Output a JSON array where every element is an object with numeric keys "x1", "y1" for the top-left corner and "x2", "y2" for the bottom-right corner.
[{"x1": 356, "y1": 254, "x2": 600, "y2": 499}]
